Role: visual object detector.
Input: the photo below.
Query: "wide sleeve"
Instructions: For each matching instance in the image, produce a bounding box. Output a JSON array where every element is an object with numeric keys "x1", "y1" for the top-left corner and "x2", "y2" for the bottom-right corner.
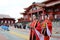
[
  {"x1": 47, "y1": 21, "x2": 52, "y2": 34},
  {"x1": 36, "y1": 22, "x2": 42, "y2": 33}
]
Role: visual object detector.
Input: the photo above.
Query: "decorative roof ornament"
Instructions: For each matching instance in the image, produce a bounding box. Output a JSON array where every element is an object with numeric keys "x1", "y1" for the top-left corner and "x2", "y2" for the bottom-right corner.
[{"x1": 32, "y1": 2, "x2": 36, "y2": 4}]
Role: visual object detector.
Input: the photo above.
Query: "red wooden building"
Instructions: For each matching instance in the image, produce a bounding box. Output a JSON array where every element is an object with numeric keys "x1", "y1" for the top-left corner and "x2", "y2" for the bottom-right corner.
[
  {"x1": 0, "y1": 14, "x2": 15, "y2": 26},
  {"x1": 18, "y1": 0, "x2": 60, "y2": 23}
]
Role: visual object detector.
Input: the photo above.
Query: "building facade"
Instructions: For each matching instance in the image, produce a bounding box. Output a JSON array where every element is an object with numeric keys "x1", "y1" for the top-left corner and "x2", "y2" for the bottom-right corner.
[
  {"x1": 18, "y1": 0, "x2": 60, "y2": 23},
  {"x1": 0, "y1": 14, "x2": 15, "y2": 26}
]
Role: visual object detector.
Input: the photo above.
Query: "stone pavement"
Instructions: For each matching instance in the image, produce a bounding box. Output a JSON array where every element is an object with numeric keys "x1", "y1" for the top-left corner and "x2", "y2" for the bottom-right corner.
[
  {"x1": 0, "y1": 30, "x2": 25, "y2": 40},
  {"x1": 0, "y1": 34, "x2": 7, "y2": 40},
  {"x1": 50, "y1": 34, "x2": 60, "y2": 40},
  {"x1": 9, "y1": 27, "x2": 29, "y2": 40},
  {"x1": 0, "y1": 27, "x2": 60, "y2": 40},
  {"x1": 9, "y1": 27, "x2": 60, "y2": 40}
]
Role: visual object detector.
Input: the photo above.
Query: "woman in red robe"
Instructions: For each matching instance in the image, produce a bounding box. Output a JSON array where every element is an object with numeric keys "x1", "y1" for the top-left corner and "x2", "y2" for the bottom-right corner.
[
  {"x1": 29, "y1": 15, "x2": 42, "y2": 40},
  {"x1": 41, "y1": 16, "x2": 52, "y2": 40}
]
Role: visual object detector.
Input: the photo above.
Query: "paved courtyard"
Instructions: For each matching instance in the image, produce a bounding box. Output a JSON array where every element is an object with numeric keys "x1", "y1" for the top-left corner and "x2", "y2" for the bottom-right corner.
[{"x1": 0, "y1": 26, "x2": 60, "y2": 40}]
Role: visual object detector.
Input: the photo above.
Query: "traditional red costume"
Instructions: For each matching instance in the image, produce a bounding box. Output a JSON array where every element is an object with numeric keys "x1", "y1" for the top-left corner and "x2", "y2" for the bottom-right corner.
[
  {"x1": 41, "y1": 19, "x2": 52, "y2": 40},
  {"x1": 29, "y1": 20, "x2": 42, "y2": 40}
]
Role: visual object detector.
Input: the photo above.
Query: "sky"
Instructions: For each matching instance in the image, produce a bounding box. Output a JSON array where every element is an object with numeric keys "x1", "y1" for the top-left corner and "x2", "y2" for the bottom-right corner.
[{"x1": 0, "y1": 0, "x2": 46, "y2": 20}]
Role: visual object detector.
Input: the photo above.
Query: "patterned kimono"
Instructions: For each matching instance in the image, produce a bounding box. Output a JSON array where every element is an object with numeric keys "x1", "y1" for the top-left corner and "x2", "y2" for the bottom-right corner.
[
  {"x1": 41, "y1": 19, "x2": 52, "y2": 40},
  {"x1": 29, "y1": 20, "x2": 42, "y2": 40}
]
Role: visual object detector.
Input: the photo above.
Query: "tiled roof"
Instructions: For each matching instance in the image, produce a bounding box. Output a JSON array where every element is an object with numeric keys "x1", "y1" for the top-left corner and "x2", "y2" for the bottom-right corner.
[{"x1": 0, "y1": 14, "x2": 11, "y2": 18}]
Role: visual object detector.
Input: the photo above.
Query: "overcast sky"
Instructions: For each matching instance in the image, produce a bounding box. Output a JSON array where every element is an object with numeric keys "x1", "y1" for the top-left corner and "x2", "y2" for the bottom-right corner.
[{"x1": 0, "y1": 0, "x2": 46, "y2": 20}]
